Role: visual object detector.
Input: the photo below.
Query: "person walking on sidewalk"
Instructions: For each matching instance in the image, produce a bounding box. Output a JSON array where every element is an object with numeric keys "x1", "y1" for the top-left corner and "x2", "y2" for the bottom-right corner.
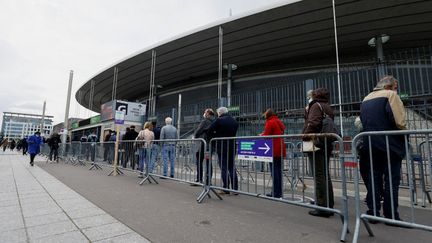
[
  {"x1": 21, "y1": 137, "x2": 28, "y2": 155},
  {"x1": 27, "y1": 131, "x2": 43, "y2": 166}
]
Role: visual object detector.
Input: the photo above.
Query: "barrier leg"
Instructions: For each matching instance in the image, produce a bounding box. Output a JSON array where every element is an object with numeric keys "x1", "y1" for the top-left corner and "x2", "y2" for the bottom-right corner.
[
  {"x1": 89, "y1": 162, "x2": 103, "y2": 170},
  {"x1": 139, "y1": 149, "x2": 158, "y2": 185}
]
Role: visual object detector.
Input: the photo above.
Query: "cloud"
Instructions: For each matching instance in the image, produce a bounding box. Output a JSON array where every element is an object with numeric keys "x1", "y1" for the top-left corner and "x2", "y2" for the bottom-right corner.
[{"x1": 0, "y1": 0, "x2": 290, "y2": 128}]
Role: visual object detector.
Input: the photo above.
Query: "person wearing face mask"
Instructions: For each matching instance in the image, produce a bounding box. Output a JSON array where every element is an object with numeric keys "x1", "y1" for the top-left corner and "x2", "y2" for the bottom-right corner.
[
  {"x1": 192, "y1": 108, "x2": 215, "y2": 185},
  {"x1": 27, "y1": 131, "x2": 43, "y2": 166},
  {"x1": 304, "y1": 89, "x2": 315, "y2": 176}
]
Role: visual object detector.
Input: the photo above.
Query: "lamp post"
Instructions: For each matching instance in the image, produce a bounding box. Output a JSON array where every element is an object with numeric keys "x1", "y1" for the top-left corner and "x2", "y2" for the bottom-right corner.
[
  {"x1": 368, "y1": 34, "x2": 390, "y2": 78},
  {"x1": 223, "y1": 63, "x2": 237, "y2": 107}
]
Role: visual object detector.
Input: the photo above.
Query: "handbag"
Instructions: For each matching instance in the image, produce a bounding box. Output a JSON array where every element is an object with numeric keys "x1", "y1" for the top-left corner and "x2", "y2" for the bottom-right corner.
[
  {"x1": 302, "y1": 140, "x2": 320, "y2": 152},
  {"x1": 315, "y1": 103, "x2": 340, "y2": 148}
]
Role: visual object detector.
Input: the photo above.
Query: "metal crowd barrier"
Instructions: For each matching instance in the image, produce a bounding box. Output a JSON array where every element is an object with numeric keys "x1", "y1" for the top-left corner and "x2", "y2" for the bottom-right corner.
[
  {"x1": 137, "y1": 138, "x2": 207, "y2": 187},
  {"x1": 352, "y1": 130, "x2": 432, "y2": 243},
  {"x1": 198, "y1": 134, "x2": 349, "y2": 242}
]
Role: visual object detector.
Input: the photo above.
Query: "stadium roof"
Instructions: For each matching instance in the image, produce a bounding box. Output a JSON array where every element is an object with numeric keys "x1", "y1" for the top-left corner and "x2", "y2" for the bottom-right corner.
[{"x1": 77, "y1": 0, "x2": 432, "y2": 112}]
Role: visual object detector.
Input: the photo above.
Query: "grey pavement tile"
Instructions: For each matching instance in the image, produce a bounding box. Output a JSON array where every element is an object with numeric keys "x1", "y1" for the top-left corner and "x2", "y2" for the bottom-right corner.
[
  {"x1": 50, "y1": 193, "x2": 82, "y2": 201},
  {"x1": 30, "y1": 230, "x2": 88, "y2": 243},
  {"x1": 0, "y1": 215, "x2": 24, "y2": 232},
  {"x1": 20, "y1": 196, "x2": 53, "y2": 205},
  {"x1": 27, "y1": 220, "x2": 77, "y2": 240},
  {"x1": 25, "y1": 212, "x2": 69, "y2": 227},
  {"x1": 0, "y1": 228, "x2": 27, "y2": 243},
  {"x1": 21, "y1": 200, "x2": 57, "y2": 211},
  {"x1": 19, "y1": 192, "x2": 48, "y2": 200},
  {"x1": 67, "y1": 206, "x2": 106, "y2": 219},
  {"x1": 94, "y1": 232, "x2": 150, "y2": 243},
  {"x1": 82, "y1": 222, "x2": 132, "y2": 242},
  {"x1": 22, "y1": 205, "x2": 63, "y2": 218},
  {"x1": 0, "y1": 205, "x2": 21, "y2": 215},
  {"x1": 0, "y1": 192, "x2": 19, "y2": 201},
  {"x1": 73, "y1": 214, "x2": 117, "y2": 229},
  {"x1": 18, "y1": 189, "x2": 45, "y2": 196},
  {"x1": 58, "y1": 201, "x2": 96, "y2": 212},
  {"x1": 0, "y1": 199, "x2": 19, "y2": 207}
]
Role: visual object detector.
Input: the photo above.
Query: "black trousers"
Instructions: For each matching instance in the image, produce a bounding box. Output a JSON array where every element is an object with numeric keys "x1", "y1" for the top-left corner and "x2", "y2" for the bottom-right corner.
[
  {"x1": 216, "y1": 144, "x2": 238, "y2": 190},
  {"x1": 195, "y1": 143, "x2": 212, "y2": 184},
  {"x1": 30, "y1": 153, "x2": 36, "y2": 163},
  {"x1": 366, "y1": 149, "x2": 402, "y2": 219},
  {"x1": 308, "y1": 150, "x2": 334, "y2": 208},
  {"x1": 49, "y1": 147, "x2": 58, "y2": 161}
]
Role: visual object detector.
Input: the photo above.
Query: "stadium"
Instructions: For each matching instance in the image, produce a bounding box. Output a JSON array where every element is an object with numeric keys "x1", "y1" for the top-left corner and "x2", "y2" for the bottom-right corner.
[{"x1": 75, "y1": 0, "x2": 432, "y2": 138}]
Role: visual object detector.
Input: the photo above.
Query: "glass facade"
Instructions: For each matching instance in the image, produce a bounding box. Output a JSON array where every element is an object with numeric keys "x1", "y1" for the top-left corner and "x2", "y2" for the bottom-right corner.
[{"x1": 1, "y1": 113, "x2": 53, "y2": 140}]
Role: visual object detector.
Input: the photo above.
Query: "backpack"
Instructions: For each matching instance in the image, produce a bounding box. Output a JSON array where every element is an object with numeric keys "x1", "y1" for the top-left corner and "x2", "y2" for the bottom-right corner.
[{"x1": 315, "y1": 102, "x2": 340, "y2": 148}]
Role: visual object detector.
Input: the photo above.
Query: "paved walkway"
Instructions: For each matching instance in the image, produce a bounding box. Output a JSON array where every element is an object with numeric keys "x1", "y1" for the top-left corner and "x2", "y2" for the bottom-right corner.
[{"x1": 0, "y1": 153, "x2": 150, "y2": 243}]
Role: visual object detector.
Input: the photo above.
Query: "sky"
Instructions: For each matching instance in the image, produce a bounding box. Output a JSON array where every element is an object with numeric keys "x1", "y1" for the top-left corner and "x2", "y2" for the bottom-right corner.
[{"x1": 0, "y1": 0, "x2": 294, "y2": 127}]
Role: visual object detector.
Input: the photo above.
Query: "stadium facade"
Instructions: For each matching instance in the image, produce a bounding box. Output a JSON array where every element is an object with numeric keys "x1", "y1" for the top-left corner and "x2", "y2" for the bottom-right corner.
[{"x1": 75, "y1": 0, "x2": 432, "y2": 138}]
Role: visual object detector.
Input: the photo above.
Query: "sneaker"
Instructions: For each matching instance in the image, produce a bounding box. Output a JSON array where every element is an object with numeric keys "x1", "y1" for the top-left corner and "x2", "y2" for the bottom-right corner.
[
  {"x1": 170, "y1": 175, "x2": 174, "y2": 178},
  {"x1": 138, "y1": 174, "x2": 143, "y2": 178},
  {"x1": 30, "y1": 162, "x2": 34, "y2": 166}
]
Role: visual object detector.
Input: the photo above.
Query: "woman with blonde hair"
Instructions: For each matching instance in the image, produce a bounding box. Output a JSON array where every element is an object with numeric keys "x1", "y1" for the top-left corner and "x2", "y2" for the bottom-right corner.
[{"x1": 136, "y1": 121, "x2": 154, "y2": 177}]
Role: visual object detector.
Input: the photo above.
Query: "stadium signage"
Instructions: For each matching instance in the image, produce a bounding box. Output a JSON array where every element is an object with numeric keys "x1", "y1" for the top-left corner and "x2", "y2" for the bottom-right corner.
[{"x1": 237, "y1": 139, "x2": 273, "y2": 162}]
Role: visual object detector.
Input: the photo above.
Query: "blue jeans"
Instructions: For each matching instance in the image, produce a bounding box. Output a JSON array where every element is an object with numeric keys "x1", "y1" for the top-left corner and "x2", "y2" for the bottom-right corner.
[
  {"x1": 269, "y1": 157, "x2": 283, "y2": 198},
  {"x1": 163, "y1": 144, "x2": 175, "y2": 177},
  {"x1": 150, "y1": 144, "x2": 160, "y2": 173},
  {"x1": 138, "y1": 148, "x2": 150, "y2": 173}
]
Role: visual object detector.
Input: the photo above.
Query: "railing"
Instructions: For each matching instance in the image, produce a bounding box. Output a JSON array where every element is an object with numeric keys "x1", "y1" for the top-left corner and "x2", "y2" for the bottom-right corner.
[
  {"x1": 198, "y1": 133, "x2": 349, "y2": 242},
  {"x1": 352, "y1": 130, "x2": 432, "y2": 243}
]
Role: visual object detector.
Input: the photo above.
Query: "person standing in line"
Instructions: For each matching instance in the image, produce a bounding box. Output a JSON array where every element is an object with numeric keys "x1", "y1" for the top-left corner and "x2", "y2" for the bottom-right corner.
[
  {"x1": 27, "y1": 131, "x2": 43, "y2": 166},
  {"x1": 103, "y1": 130, "x2": 112, "y2": 161},
  {"x1": 302, "y1": 88, "x2": 335, "y2": 217},
  {"x1": 150, "y1": 121, "x2": 161, "y2": 173},
  {"x1": 208, "y1": 107, "x2": 239, "y2": 195},
  {"x1": 360, "y1": 75, "x2": 407, "y2": 225},
  {"x1": 304, "y1": 90, "x2": 315, "y2": 176},
  {"x1": 48, "y1": 133, "x2": 61, "y2": 162},
  {"x1": 121, "y1": 127, "x2": 131, "y2": 168},
  {"x1": 193, "y1": 108, "x2": 215, "y2": 184},
  {"x1": 87, "y1": 130, "x2": 98, "y2": 162},
  {"x1": 129, "y1": 125, "x2": 139, "y2": 169},
  {"x1": 160, "y1": 117, "x2": 178, "y2": 178},
  {"x1": 108, "y1": 131, "x2": 116, "y2": 164},
  {"x1": 136, "y1": 122, "x2": 154, "y2": 178},
  {"x1": 261, "y1": 108, "x2": 286, "y2": 198}
]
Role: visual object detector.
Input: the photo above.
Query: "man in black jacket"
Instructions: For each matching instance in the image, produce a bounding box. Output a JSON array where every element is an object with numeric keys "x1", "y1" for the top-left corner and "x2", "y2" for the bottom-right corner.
[
  {"x1": 193, "y1": 108, "x2": 215, "y2": 184},
  {"x1": 208, "y1": 107, "x2": 239, "y2": 194}
]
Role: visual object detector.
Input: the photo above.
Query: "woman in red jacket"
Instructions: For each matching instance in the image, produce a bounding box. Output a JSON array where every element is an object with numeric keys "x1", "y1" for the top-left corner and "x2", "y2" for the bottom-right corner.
[{"x1": 262, "y1": 108, "x2": 286, "y2": 198}]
